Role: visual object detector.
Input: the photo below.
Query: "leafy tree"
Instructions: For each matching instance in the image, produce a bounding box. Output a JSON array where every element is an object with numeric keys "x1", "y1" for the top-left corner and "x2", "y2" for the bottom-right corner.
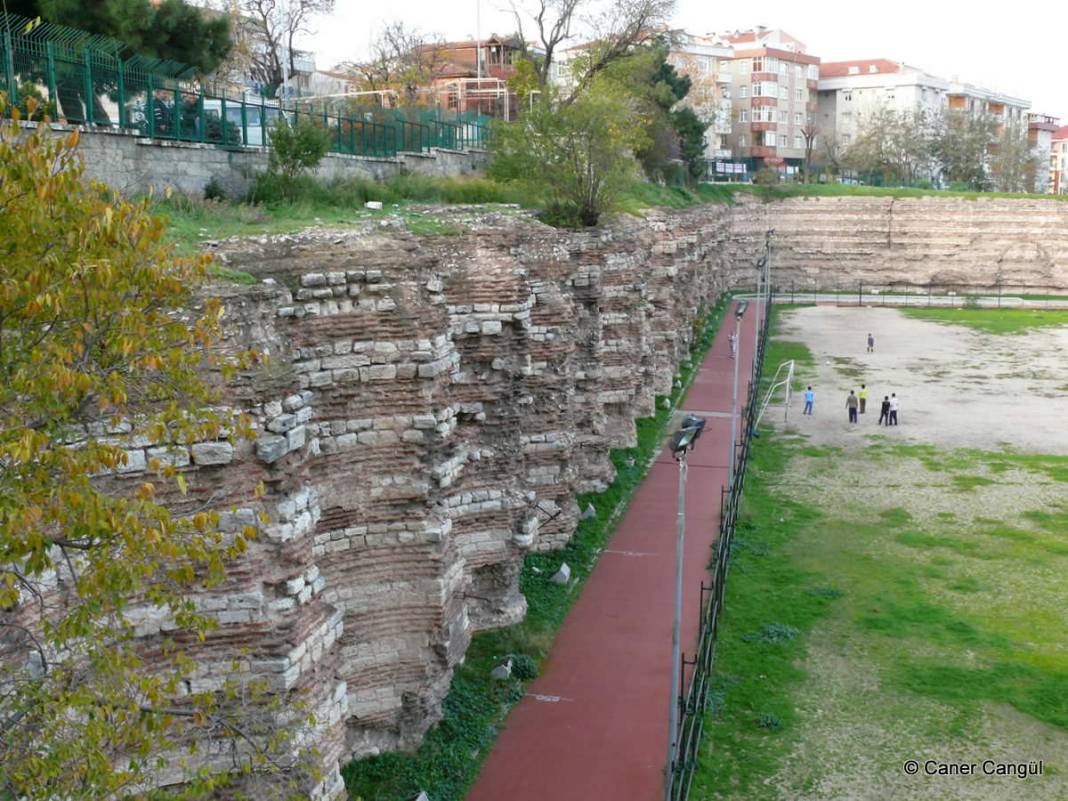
[
  {"x1": 989, "y1": 119, "x2": 1036, "y2": 192},
  {"x1": 0, "y1": 98, "x2": 303, "y2": 799},
  {"x1": 238, "y1": 0, "x2": 335, "y2": 99},
  {"x1": 937, "y1": 110, "x2": 996, "y2": 190},
  {"x1": 9, "y1": 0, "x2": 232, "y2": 73},
  {"x1": 267, "y1": 115, "x2": 331, "y2": 179},
  {"x1": 490, "y1": 87, "x2": 643, "y2": 226},
  {"x1": 342, "y1": 21, "x2": 446, "y2": 102}
]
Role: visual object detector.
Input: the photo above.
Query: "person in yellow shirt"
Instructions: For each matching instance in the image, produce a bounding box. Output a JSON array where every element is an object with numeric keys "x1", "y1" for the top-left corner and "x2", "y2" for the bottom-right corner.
[{"x1": 859, "y1": 384, "x2": 868, "y2": 414}]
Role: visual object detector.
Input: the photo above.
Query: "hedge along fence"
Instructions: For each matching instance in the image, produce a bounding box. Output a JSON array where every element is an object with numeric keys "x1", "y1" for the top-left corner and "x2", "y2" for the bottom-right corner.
[{"x1": 0, "y1": 13, "x2": 491, "y2": 159}]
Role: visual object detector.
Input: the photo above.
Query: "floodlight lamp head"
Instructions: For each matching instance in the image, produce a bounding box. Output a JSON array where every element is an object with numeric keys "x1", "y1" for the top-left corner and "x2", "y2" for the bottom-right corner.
[{"x1": 670, "y1": 428, "x2": 697, "y2": 459}]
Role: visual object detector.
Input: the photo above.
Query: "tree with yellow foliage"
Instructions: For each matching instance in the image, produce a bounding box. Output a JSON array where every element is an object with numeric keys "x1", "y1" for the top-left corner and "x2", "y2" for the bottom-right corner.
[{"x1": 0, "y1": 99, "x2": 296, "y2": 799}]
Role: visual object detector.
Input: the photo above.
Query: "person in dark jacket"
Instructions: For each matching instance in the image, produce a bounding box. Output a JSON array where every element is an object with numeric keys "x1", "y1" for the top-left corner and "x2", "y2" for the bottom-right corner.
[{"x1": 878, "y1": 396, "x2": 891, "y2": 425}]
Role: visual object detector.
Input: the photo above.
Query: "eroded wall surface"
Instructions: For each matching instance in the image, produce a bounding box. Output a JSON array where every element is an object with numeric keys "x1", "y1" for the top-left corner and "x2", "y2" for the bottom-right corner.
[{"x1": 76, "y1": 195, "x2": 1068, "y2": 795}]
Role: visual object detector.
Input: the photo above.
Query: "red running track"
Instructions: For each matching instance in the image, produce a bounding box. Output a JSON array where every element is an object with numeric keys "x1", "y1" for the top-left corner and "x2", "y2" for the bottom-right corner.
[{"x1": 466, "y1": 301, "x2": 762, "y2": 801}]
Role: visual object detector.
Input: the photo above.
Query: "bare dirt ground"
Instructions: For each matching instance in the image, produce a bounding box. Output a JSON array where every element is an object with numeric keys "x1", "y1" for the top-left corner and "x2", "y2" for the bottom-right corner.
[
  {"x1": 753, "y1": 306, "x2": 1068, "y2": 801},
  {"x1": 771, "y1": 306, "x2": 1068, "y2": 454}
]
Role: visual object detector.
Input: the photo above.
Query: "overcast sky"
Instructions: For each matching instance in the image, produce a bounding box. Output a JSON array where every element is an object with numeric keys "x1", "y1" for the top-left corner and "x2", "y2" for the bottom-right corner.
[{"x1": 305, "y1": 0, "x2": 1066, "y2": 121}]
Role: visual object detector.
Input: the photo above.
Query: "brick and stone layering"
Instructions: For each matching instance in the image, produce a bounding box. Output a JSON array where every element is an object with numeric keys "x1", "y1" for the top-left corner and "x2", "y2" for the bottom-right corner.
[{"x1": 36, "y1": 195, "x2": 1068, "y2": 796}]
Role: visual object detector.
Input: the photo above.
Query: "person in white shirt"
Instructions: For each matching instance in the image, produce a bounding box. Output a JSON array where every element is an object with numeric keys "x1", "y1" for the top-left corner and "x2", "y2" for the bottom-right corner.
[{"x1": 889, "y1": 393, "x2": 899, "y2": 425}]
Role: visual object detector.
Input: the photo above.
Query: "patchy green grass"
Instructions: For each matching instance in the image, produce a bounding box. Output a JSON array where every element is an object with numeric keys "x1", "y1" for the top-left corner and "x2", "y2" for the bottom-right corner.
[
  {"x1": 342, "y1": 296, "x2": 732, "y2": 801},
  {"x1": 899, "y1": 307, "x2": 1068, "y2": 334},
  {"x1": 693, "y1": 308, "x2": 1068, "y2": 800}
]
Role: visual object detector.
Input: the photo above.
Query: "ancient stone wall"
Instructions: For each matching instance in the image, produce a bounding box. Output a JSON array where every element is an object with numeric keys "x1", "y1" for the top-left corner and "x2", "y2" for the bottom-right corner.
[
  {"x1": 729, "y1": 195, "x2": 1068, "y2": 292},
  {"x1": 113, "y1": 205, "x2": 737, "y2": 797},
  {"x1": 61, "y1": 195, "x2": 1068, "y2": 795}
]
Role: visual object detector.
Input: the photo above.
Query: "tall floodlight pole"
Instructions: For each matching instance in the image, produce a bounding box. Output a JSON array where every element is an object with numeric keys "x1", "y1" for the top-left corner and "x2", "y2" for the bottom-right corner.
[
  {"x1": 280, "y1": 0, "x2": 289, "y2": 104},
  {"x1": 665, "y1": 416, "x2": 705, "y2": 801},
  {"x1": 665, "y1": 452, "x2": 686, "y2": 801},
  {"x1": 476, "y1": 0, "x2": 482, "y2": 80},
  {"x1": 727, "y1": 302, "x2": 747, "y2": 493}
]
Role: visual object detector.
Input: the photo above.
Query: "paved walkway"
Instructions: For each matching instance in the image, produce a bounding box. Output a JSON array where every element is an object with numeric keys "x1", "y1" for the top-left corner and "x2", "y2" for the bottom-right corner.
[{"x1": 466, "y1": 302, "x2": 762, "y2": 801}]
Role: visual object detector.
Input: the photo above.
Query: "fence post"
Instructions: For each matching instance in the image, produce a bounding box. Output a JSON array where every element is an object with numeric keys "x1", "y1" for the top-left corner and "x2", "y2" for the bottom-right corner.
[
  {"x1": 116, "y1": 61, "x2": 126, "y2": 128},
  {"x1": 241, "y1": 96, "x2": 247, "y2": 146},
  {"x1": 82, "y1": 48, "x2": 94, "y2": 125},
  {"x1": 260, "y1": 98, "x2": 266, "y2": 149},
  {"x1": 198, "y1": 90, "x2": 205, "y2": 143},
  {"x1": 173, "y1": 85, "x2": 181, "y2": 139},
  {"x1": 2, "y1": 30, "x2": 15, "y2": 107},
  {"x1": 45, "y1": 41, "x2": 58, "y2": 115},
  {"x1": 858, "y1": 281, "x2": 862, "y2": 306},
  {"x1": 220, "y1": 95, "x2": 228, "y2": 145},
  {"x1": 146, "y1": 74, "x2": 155, "y2": 138},
  {"x1": 349, "y1": 116, "x2": 355, "y2": 155}
]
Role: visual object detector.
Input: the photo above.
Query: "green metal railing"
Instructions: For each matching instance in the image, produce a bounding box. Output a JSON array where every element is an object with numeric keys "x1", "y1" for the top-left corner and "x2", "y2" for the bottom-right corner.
[{"x1": 1, "y1": 13, "x2": 491, "y2": 157}]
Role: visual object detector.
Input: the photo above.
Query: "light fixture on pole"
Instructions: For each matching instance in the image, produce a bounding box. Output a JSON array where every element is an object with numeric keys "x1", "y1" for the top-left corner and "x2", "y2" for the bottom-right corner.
[
  {"x1": 727, "y1": 300, "x2": 747, "y2": 495},
  {"x1": 665, "y1": 413, "x2": 705, "y2": 800}
]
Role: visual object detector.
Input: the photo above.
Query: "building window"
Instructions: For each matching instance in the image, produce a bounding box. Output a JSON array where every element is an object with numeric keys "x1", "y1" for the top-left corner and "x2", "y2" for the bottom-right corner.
[
  {"x1": 844, "y1": 91, "x2": 853, "y2": 102},
  {"x1": 764, "y1": 130, "x2": 776, "y2": 147},
  {"x1": 720, "y1": 60, "x2": 731, "y2": 73},
  {"x1": 721, "y1": 87, "x2": 731, "y2": 99},
  {"x1": 796, "y1": 88, "x2": 804, "y2": 101},
  {"x1": 738, "y1": 59, "x2": 750, "y2": 73},
  {"x1": 779, "y1": 63, "x2": 788, "y2": 76},
  {"x1": 740, "y1": 85, "x2": 749, "y2": 98},
  {"x1": 794, "y1": 135, "x2": 803, "y2": 148},
  {"x1": 794, "y1": 112, "x2": 803, "y2": 124},
  {"x1": 779, "y1": 134, "x2": 788, "y2": 147},
  {"x1": 740, "y1": 109, "x2": 749, "y2": 122},
  {"x1": 779, "y1": 86, "x2": 789, "y2": 100},
  {"x1": 739, "y1": 133, "x2": 747, "y2": 146},
  {"x1": 778, "y1": 109, "x2": 787, "y2": 123},
  {"x1": 842, "y1": 133, "x2": 852, "y2": 144}
]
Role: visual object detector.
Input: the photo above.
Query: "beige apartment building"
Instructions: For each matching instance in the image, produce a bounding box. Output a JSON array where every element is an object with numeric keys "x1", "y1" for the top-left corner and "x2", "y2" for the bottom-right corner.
[
  {"x1": 1053, "y1": 126, "x2": 1068, "y2": 194},
  {"x1": 665, "y1": 31, "x2": 734, "y2": 167},
  {"x1": 1027, "y1": 113, "x2": 1060, "y2": 193},
  {"x1": 817, "y1": 60, "x2": 949, "y2": 153},
  {"x1": 720, "y1": 27, "x2": 820, "y2": 174}
]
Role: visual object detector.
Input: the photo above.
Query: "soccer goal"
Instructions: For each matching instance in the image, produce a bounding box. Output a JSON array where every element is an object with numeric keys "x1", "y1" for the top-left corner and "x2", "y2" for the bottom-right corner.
[{"x1": 756, "y1": 360, "x2": 795, "y2": 427}]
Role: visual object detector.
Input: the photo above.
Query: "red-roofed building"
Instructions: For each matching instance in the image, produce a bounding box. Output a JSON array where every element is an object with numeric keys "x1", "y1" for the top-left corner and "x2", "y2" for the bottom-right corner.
[
  {"x1": 1052, "y1": 125, "x2": 1068, "y2": 194},
  {"x1": 419, "y1": 35, "x2": 524, "y2": 119},
  {"x1": 715, "y1": 27, "x2": 821, "y2": 174},
  {"x1": 817, "y1": 59, "x2": 949, "y2": 162}
]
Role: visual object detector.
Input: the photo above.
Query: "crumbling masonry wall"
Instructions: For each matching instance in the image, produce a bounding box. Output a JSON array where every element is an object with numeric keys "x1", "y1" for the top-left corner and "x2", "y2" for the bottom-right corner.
[{"x1": 109, "y1": 195, "x2": 1068, "y2": 796}]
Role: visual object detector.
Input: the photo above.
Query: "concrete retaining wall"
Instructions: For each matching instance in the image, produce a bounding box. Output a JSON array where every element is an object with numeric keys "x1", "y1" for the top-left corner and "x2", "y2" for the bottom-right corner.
[{"x1": 65, "y1": 125, "x2": 489, "y2": 198}]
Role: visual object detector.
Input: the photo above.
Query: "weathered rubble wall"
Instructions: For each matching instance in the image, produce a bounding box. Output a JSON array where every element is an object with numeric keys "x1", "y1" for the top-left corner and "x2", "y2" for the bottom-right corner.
[
  {"x1": 107, "y1": 195, "x2": 1068, "y2": 796},
  {"x1": 122, "y1": 206, "x2": 738, "y2": 797},
  {"x1": 729, "y1": 195, "x2": 1068, "y2": 292}
]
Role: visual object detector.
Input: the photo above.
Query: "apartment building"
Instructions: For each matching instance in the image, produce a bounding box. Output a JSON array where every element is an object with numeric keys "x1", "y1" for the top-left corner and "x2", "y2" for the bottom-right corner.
[
  {"x1": 817, "y1": 60, "x2": 949, "y2": 151},
  {"x1": 1053, "y1": 126, "x2": 1068, "y2": 194},
  {"x1": 664, "y1": 31, "x2": 735, "y2": 166},
  {"x1": 1026, "y1": 113, "x2": 1060, "y2": 193},
  {"x1": 719, "y1": 27, "x2": 820, "y2": 174}
]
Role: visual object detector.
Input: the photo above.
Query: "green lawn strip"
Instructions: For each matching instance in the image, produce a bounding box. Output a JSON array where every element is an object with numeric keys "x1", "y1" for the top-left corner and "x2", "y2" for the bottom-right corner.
[
  {"x1": 694, "y1": 367, "x2": 1068, "y2": 799},
  {"x1": 898, "y1": 307, "x2": 1068, "y2": 334},
  {"x1": 343, "y1": 296, "x2": 731, "y2": 801},
  {"x1": 866, "y1": 441, "x2": 1068, "y2": 483},
  {"x1": 690, "y1": 436, "x2": 834, "y2": 798}
]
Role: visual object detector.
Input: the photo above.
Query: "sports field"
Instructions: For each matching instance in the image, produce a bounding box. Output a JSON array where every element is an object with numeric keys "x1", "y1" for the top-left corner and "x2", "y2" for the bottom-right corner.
[{"x1": 693, "y1": 306, "x2": 1068, "y2": 801}]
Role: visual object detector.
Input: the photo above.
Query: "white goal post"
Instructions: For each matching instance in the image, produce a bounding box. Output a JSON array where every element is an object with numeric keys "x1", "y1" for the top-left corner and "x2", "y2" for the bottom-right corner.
[{"x1": 756, "y1": 360, "x2": 795, "y2": 428}]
